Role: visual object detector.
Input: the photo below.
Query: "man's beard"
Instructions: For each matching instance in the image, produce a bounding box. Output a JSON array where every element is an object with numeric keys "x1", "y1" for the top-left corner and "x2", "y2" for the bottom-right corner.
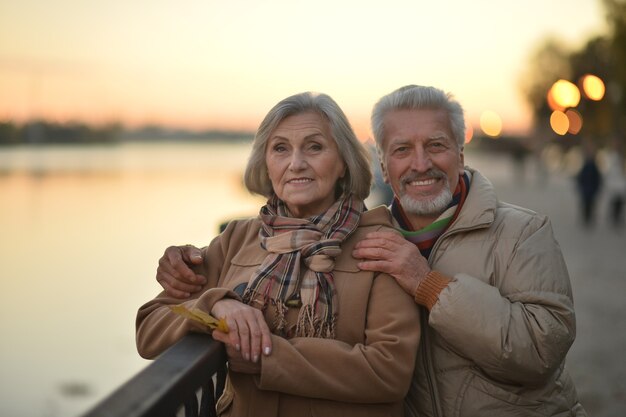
[{"x1": 399, "y1": 169, "x2": 453, "y2": 216}]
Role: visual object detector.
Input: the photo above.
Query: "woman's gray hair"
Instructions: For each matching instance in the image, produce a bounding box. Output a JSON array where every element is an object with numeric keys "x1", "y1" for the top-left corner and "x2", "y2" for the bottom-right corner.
[
  {"x1": 370, "y1": 85, "x2": 466, "y2": 152},
  {"x1": 244, "y1": 92, "x2": 372, "y2": 200}
]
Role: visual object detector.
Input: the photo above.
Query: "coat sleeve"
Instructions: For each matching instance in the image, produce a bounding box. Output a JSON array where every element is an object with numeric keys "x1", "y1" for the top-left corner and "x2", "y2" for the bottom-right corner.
[
  {"x1": 257, "y1": 273, "x2": 421, "y2": 403},
  {"x1": 429, "y1": 215, "x2": 576, "y2": 386},
  {"x1": 136, "y1": 228, "x2": 238, "y2": 359}
]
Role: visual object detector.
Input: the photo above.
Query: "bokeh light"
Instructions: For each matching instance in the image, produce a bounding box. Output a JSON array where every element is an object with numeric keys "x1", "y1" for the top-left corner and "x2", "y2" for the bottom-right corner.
[
  {"x1": 479, "y1": 110, "x2": 502, "y2": 138},
  {"x1": 550, "y1": 110, "x2": 569, "y2": 135},
  {"x1": 565, "y1": 108, "x2": 583, "y2": 134},
  {"x1": 580, "y1": 74, "x2": 605, "y2": 101},
  {"x1": 550, "y1": 79, "x2": 581, "y2": 108},
  {"x1": 547, "y1": 88, "x2": 564, "y2": 111}
]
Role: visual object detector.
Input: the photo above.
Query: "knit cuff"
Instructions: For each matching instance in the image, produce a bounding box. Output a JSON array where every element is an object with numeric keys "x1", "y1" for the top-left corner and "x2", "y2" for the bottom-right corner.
[{"x1": 414, "y1": 271, "x2": 451, "y2": 310}]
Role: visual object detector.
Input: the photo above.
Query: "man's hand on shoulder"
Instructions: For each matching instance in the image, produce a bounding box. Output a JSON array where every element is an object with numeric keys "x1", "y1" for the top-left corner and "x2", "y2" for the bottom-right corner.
[
  {"x1": 156, "y1": 245, "x2": 207, "y2": 298},
  {"x1": 352, "y1": 231, "x2": 431, "y2": 297}
]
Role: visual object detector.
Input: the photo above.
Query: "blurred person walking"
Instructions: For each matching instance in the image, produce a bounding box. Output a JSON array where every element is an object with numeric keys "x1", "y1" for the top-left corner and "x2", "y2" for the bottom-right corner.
[
  {"x1": 576, "y1": 140, "x2": 602, "y2": 227},
  {"x1": 604, "y1": 138, "x2": 626, "y2": 229}
]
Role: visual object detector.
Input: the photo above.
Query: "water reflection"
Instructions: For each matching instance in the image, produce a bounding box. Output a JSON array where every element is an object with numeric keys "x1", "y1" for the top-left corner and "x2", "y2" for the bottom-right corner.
[{"x1": 0, "y1": 142, "x2": 263, "y2": 417}]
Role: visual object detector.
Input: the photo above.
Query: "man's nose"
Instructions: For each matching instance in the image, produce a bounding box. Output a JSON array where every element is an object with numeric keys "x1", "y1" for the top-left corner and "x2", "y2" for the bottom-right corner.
[{"x1": 410, "y1": 148, "x2": 433, "y2": 172}]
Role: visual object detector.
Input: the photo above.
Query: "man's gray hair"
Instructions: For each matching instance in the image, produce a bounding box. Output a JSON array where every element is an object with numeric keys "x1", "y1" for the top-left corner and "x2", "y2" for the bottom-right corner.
[
  {"x1": 370, "y1": 85, "x2": 466, "y2": 152},
  {"x1": 245, "y1": 91, "x2": 372, "y2": 200}
]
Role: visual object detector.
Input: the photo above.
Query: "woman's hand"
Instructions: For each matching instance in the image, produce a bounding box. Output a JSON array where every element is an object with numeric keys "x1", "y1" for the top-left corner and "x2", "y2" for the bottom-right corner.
[
  {"x1": 211, "y1": 299, "x2": 273, "y2": 363},
  {"x1": 223, "y1": 344, "x2": 262, "y2": 374}
]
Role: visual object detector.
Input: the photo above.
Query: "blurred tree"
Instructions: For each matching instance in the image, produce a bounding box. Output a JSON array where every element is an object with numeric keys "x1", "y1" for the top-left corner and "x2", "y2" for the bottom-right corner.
[
  {"x1": 519, "y1": 37, "x2": 572, "y2": 123},
  {"x1": 520, "y1": 0, "x2": 626, "y2": 148},
  {"x1": 0, "y1": 121, "x2": 21, "y2": 145},
  {"x1": 603, "y1": 0, "x2": 626, "y2": 138},
  {"x1": 570, "y1": 36, "x2": 614, "y2": 138},
  {"x1": 518, "y1": 39, "x2": 572, "y2": 153},
  {"x1": 0, "y1": 120, "x2": 122, "y2": 145}
]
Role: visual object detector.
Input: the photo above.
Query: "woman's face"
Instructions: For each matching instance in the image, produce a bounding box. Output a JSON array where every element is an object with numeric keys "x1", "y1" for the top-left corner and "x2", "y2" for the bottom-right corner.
[{"x1": 265, "y1": 111, "x2": 346, "y2": 218}]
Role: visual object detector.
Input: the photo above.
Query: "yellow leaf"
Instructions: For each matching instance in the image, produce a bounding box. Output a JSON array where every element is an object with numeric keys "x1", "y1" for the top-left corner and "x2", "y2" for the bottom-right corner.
[{"x1": 169, "y1": 304, "x2": 229, "y2": 333}]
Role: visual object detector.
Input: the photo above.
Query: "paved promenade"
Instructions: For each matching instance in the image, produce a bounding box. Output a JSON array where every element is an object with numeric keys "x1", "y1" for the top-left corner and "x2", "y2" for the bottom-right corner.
[{"x1": 474, "y1": 155, "x2": 626, "y2": 417}]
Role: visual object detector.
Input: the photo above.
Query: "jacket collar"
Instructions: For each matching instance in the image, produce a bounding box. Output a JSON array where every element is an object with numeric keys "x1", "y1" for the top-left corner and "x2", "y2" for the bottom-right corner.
[
  {"x1": 449, "y1": 167, "x2": 497, "y2": 232},
  {"x1": 388, "y1": 167, "x2": 496, "y2": 234}
]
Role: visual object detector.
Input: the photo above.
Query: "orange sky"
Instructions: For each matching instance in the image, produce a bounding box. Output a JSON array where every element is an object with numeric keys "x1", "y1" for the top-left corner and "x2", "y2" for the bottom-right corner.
[{"x1": 0, "y1": 0, "x2": 607, "y2": 139}]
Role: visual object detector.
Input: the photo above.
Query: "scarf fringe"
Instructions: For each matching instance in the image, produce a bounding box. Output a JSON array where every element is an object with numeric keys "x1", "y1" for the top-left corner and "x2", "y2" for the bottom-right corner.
[
  {"x1": 295, "y1": 304, "x2": 336, "y2": 338},
  {"x1": 272, "y1": 300, "x2": 289, "y2": 336}
]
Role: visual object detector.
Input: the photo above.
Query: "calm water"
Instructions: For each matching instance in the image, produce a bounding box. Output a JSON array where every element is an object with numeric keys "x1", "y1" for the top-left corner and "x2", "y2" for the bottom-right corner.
[
  {"x1": 0, "y1": 141, "x2": 516, "y2": 417},
  {"x1": 0, "y1": 141, "x2": 266, "y2": 417}
]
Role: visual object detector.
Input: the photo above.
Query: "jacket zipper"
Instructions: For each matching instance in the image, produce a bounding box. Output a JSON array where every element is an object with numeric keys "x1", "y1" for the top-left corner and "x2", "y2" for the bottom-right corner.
[
  {"x1": 423, "y1": 221, "x2": 491, "y2": 416},
  {"x1": 420, "y1": 306, "x2": 442, "y2": 417}
]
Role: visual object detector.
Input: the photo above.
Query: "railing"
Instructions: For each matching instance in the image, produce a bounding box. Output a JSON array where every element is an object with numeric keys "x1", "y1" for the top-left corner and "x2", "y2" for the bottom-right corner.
[{"x1": 82, "y1": 333, "x2": 227, "y2": 417}]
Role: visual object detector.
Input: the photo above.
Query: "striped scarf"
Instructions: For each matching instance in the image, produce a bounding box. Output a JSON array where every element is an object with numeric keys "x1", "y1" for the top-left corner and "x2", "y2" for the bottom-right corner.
[
  {"x1": 391, "y1": 172, "x2": 470, "y2": 259},
  {"x1": 242, "y1": 193, "x2": 364, "y2": 339}
]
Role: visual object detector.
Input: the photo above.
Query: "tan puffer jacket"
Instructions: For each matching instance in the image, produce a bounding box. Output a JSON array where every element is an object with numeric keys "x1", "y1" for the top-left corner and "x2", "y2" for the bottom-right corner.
[{"x1": 404, "y1": 168, "x2": 587, "y2": 417}]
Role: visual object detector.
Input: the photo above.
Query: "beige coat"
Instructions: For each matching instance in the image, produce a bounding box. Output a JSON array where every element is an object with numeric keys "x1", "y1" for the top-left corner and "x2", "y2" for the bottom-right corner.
[
  {"x1": 136, "y1": 206, "x2": 421, "y2": 417},
  {"x1": 405, "y1": 169, "x2": 586, "y2": 417}
]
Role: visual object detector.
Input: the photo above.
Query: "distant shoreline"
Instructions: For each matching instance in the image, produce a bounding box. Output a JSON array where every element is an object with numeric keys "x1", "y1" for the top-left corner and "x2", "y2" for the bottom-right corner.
[{"x1": 0, "y1": 119, "x2": 254, "y2": 146}]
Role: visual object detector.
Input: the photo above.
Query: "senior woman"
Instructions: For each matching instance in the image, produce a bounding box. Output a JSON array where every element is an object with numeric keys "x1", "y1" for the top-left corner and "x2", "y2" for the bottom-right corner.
[{"x1": 135, "y1": 92, "x2": 420, "y2": 417}]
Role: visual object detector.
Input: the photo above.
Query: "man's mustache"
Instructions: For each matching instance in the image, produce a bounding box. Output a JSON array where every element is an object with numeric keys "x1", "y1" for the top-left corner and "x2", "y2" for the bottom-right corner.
[{"x1": 400, "y1": 169, "x2": 447, "y2": 185}]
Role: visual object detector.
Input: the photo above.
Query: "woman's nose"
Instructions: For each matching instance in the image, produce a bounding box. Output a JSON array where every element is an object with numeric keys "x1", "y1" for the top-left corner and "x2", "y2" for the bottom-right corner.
[{"x1": 289, "y1": 150, "x2": 307, "y2": 170}]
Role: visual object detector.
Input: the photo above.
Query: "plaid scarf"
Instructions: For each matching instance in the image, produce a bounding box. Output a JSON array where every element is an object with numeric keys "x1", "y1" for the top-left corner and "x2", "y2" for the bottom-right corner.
[
  {"x1": 391, "y1": 172, "x2": 470, "y2": 259},
  {"x1": 242, "y1": 193, "x2": 364, "y2": 339}
]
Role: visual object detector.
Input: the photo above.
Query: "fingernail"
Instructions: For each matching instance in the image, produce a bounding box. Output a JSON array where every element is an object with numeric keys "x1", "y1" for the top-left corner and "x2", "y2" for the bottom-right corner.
[
  {"x1": 243, "y1": 353, "x2": 249, "y2": 361},
  {"x1": 264, "y1": 347, "x2": 271, "y2": 355},
  {"x1": 253, "y1": 355, "x2": 258, "y2": 363},
  {"x1": 235, "y1": 344, "x2": 241, "y2": 351}
]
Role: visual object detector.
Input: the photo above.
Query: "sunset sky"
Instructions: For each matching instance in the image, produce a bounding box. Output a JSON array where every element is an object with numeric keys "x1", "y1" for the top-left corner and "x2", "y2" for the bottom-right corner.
[{"x1": 0, "y1": 0, "x2": 607, "y2": 139}]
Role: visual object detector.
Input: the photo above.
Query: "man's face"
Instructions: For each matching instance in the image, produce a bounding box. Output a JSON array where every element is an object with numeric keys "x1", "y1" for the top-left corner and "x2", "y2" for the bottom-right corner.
[{"x1": 380, "y1": 108, "x2": 464, "y2": 228}]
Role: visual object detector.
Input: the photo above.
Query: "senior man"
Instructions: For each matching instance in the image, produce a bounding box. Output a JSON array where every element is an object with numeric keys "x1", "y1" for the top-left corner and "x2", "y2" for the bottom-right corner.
[{"x1": 153, "y1": 85, "x2": 586, "y2": 416}]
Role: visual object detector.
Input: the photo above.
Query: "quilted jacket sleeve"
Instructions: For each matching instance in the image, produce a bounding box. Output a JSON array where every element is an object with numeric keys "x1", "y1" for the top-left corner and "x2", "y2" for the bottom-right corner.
[{"x1": 429, "y1": 214, "x2": 576, "y2": 386}]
